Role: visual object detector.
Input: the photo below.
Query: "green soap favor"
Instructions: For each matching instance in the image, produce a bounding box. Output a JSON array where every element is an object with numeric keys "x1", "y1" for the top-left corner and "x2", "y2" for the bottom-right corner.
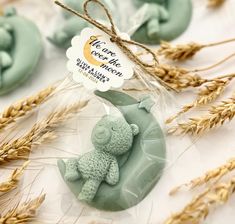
[
  {"x1": 48, "y1": 17, "x2": 89, "y2": 49},
  {"x1": 0, "y1": 8, "x2": 42, "y2": 95},
  {"x1": 58, "y1": 91, "x2": 166, "y2": 211},
  {"x1": 62, "y1": 0, "x2": 83, "y2": 19},
  {"x1": 131, "y1": 0, "x2": 192, "y2": 45},
  {"x1": 50, "y1": 0, "x2": 114, "y2": 49}
]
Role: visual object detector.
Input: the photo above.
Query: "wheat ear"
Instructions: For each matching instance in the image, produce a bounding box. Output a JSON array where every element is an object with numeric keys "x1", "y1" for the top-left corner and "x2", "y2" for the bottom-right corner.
[
  {"x1": 0, "y1": 86, "x2": 55, "y2": 131},
  {"x1": 0, "y1": 194, "x2": 45, "y2": 223},
  {"x1": 166, "y1": 77, "x2": 232, "y2": 123},
  {"x1": 208, "y1": 0, "x2": 226, "y2": 7},
  {"x1": 165, "y1": 177, "x2": 235, "y2": 224},
  {"x1": 158, "y1": 41, "x2": 204, "y2": 61},
  {"x1": 170, "y1": 158, "x2": 235, "y2": 195},
  {"x1": 158, "y1": 37, "x2": 235, "y2": 61},
  {"x1": 150, "y1": 64, "x2": 207, "y2": 91},
  {"x1": 168, "y1": 92, "x2": 235, "y2": 135},
  {"x1": 0, "y1": 161, "x2": 30, "y2": 193},
  {"x1": 0, "y1": 100, "x2": 88, "y2": 164}
]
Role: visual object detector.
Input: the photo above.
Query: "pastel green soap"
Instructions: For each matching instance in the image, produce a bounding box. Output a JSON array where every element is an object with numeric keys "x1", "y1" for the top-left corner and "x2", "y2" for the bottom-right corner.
[
  {"x1": 58, "y1": 91, "x2": 166, "y2": 211},
  {"x1": 0, "y1": 8, "x2": 42, "y2": 95},
  {"x1": 48, "y1": 17, "x2": 89, "y2": 49},
  {"x1": 132, "y1": 0, "x2": 192, "y2": 44},
  {"x1": 49, "y1": 0, "x2": 114, "y2": 49}
]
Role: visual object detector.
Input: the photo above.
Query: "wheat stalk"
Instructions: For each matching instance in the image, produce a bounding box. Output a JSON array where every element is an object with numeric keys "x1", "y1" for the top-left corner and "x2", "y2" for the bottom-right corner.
[
  {"x1": 168, "y1": 93, "x2": 235, "y2": 135},
  {"x1": 0, "y1": 161, "x2": 30, "y2": 193},
  {"x1": 0, "y1": 100, "x2": 88, "y2": 164},
  {"x1": 158, "y1": 41, "x2": 203, "y2": 61},
  {"x1": 170, "y1": 158, "x2": 235, "y2": 195},
  {"x1": 166, "y1": 77, "x2": 232, "y2": 123},
  {"x1": 0, "y1": 194, "x2": 45, "y2": 224},
  {"x1": 165, "y1": 177, "x2": 235, "y2": 224},
  {"x1": 0, "y1": 86, "x2": 55, "y2": 131},
  {"x1": 208, "y1": 0, "x2": 226, "y2": 7}
]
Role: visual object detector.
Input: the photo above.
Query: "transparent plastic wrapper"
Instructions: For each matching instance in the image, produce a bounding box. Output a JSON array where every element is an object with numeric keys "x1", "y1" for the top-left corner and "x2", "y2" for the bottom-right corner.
[{"x1": 20, "y1": 69, "x2": 201, "y2": 223}]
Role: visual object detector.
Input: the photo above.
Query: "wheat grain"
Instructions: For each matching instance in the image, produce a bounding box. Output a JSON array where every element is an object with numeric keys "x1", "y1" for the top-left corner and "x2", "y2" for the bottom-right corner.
[
  {"x1": 0, "y1": 100, "x2": 88, "y2": 164},
  {"x1": 165, "y1": 177, "x2": 235, "y2": 224},
  {"x1": 0, "y1": 161, "x2": 30, "y2": 193},
  {"x1": 0, "y1": 194, "x2": 45, "y2": 224},
  {"x1": 158, "y1": 41, "x2": 203, "y2": 61},
  {"x1": 168, "y1": 93, "x2": 235, "y2": 135},
  {"x1": 0, "y1": 86, "x2": 55, "y2": 131}
]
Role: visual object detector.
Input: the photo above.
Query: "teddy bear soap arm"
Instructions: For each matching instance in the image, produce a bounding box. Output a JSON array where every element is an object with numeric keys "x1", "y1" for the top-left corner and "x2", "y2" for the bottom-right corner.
[
  {"x1": 64, "y1": 158, "x2": 81, "y2": 182},
  {"x1": 106, "y1": 159, "x2": 119, "y2": 186}
]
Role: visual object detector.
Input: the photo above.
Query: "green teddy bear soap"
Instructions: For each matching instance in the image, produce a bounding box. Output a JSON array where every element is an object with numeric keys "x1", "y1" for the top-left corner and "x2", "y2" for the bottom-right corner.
[
  {"x1": 58, "y1": 91, "x2": 166, "y2": 211},
  {"x1": 0, "y1": 8, "x2": 42, "y2": 95},
  {"x1": 49, "y1": 0, "x2": 115, "y2": 49},
  {"x1": 48, "y1": 17, "x2": 89, "y2": 49},
  {"x1": 131, "y1": 0, "x2": 192, "y2": 45},
  {"x1": 64, "y1": 115, "x2": 139, "y2": 202}
]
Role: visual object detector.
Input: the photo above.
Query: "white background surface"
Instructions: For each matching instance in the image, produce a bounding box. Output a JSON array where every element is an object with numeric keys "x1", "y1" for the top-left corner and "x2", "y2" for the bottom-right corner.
[{"x1": 0, "y1": 0, "x2": 235, "y2": 223}]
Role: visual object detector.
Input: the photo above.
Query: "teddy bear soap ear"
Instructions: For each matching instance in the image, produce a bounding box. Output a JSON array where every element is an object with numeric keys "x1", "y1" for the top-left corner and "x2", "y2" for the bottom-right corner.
[{"x1": 130, "y1": 124, "x2": 139, "y2": 136}]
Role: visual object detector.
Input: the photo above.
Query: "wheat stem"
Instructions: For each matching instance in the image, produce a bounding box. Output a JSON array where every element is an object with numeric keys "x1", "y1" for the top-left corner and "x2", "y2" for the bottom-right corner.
[{"x1": 192, "y1": 52, "x2": 235, "y2": 73}]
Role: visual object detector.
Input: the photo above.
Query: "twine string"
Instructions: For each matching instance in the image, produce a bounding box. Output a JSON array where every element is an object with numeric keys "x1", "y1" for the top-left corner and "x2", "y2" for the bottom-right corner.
[{"x1": 54, "y1": 0, "x2": 176, "y2": 91}]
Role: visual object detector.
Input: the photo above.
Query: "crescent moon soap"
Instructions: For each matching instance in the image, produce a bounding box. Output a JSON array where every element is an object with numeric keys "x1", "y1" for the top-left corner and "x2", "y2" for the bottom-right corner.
[
  {"x1": 131, "y1": 0, "x2": 192, "y2": 45},
  {"x1": 58, "y1": 91, "x2": 166, "y2": 211},
  {"x1": 0, "y1": 8, "x2": 42, "y2": 95}
]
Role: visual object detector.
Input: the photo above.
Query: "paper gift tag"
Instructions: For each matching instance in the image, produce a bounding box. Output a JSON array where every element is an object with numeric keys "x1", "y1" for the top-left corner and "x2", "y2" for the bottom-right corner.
[{"x1": 66, "y1": 27, "x2": 134, "y2": 92}]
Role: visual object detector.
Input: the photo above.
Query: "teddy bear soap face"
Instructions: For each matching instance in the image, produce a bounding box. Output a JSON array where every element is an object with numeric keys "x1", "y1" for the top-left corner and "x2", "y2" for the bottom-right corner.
[
  {"x1": 64, "y1": 115, "x2": 139, "y2": 202},
  {"x1": 92, "y1": 115, "x2": 139, "y2": 155},
  {"x1": 58, "y1": 91, "x2": 166, "y2": 211}
]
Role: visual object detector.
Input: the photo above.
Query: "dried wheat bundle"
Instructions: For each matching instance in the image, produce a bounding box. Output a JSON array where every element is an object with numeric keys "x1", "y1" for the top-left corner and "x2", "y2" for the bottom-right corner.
[
  {"x1": 158, "y1": 41, "x2": 203, "y2": 61},
  {"x1": 0, "y1": 100, "x2": 88, "y2": 164},
  {"x1": 208, "y1": 0, "x2": 226, "y2": 7},
  {"x1": 0, "y1": 194, "x2": 45, "y2": 224},
  {"x1": 0, "y1": 86, "x2": 55, "y2": 132},
  {"x1": 166, "y1": 77, "x2": 233, "y2": 123},
  {"x1": 168, "y1": 93, "x2": 235, "y2": 135},
  {"x1": 151, "y1": 64, "x2": 207, "y2": 91},
  {"x1": 0, "y1": 161, "x2": 29, "y2": 193},
  {"x1": 165, "y1": 177, "x2": 235, "y2": 224},
  {"x1": 170, "y1": 158, "x2": 235, "y2": 195}
]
